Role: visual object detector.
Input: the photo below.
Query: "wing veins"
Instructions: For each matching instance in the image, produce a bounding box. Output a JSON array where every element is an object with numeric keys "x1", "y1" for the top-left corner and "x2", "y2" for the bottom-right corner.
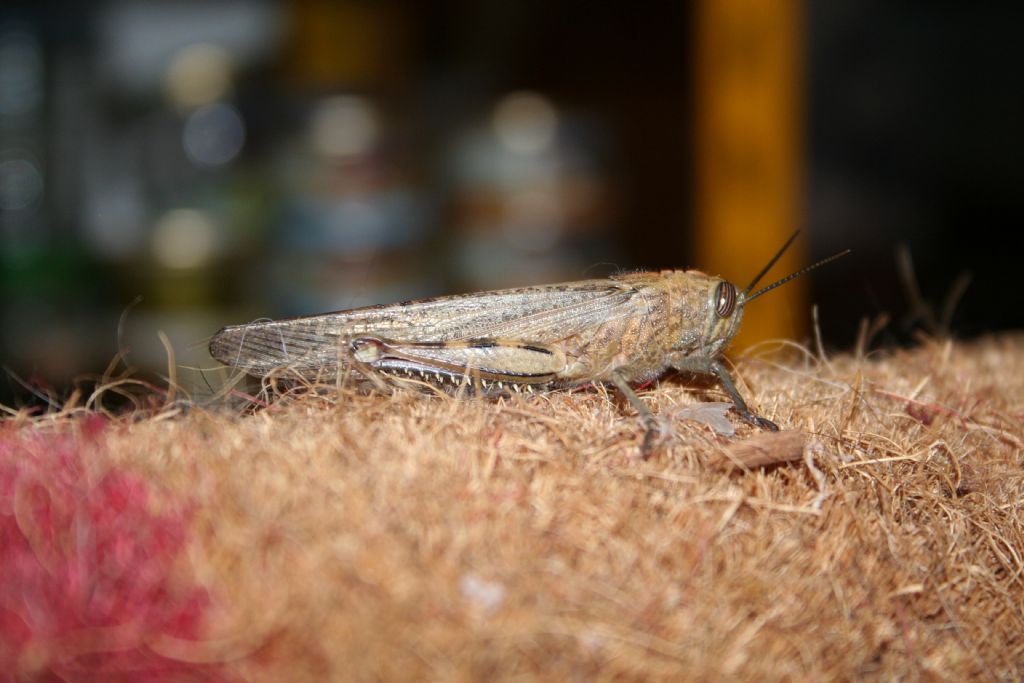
[{"x1": 213, "y1": 280, "x2": 642, "y2": 372}]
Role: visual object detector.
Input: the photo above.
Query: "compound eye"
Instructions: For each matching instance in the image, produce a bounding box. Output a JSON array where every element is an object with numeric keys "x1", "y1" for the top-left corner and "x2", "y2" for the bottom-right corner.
[{"x1": 715, "y1": 282, "x2": 737, "y2": 318}]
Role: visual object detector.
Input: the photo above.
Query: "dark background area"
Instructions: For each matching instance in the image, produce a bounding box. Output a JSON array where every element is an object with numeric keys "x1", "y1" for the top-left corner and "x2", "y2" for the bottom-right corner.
[
  {"x1": 0, "y1": 1, "x2": 1021, "y2": 406},
  {"x1": 807, "y1": 1, "x2": 1022, "y2": 345}
]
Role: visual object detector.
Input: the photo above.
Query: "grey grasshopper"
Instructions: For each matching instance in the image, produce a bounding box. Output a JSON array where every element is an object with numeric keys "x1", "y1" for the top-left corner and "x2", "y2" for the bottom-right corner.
[{"x1": 210, "y1": 231, "x2": 848, "y2": 452}]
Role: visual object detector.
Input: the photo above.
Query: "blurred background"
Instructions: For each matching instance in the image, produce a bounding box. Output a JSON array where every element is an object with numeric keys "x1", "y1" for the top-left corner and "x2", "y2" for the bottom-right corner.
[{"x1": 0, "y1": 0, "x2": 1021, "y2": 405}]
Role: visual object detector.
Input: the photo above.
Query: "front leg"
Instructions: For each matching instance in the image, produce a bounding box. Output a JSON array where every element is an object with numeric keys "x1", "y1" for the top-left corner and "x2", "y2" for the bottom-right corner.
[{"x1": 669, "y1": 354, "x2": 778, "y2": 431}]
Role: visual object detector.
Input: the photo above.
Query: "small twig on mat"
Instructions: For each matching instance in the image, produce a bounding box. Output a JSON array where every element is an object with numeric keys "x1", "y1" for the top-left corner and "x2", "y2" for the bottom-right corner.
[{"x1": 710, "y1": 430, "x2": 807, "y2": 471}]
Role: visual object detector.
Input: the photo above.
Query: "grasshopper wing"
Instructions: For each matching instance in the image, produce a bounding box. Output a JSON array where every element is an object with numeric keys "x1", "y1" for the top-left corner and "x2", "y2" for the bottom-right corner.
[{"x1": 209, "y1": 279, "x2": 645, "y2": 377}]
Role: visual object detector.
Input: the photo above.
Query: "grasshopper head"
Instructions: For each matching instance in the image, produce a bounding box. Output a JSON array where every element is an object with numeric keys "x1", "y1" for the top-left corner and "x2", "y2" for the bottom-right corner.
[{"x1": 701, "y1": 278, "x2": 745, "y2": 354}]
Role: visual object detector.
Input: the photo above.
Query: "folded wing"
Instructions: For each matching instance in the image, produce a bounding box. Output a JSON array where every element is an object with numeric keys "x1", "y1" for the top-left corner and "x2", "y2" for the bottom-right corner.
[{"x1": 209, "y1": 279, "x2": 645, "y2": 377}]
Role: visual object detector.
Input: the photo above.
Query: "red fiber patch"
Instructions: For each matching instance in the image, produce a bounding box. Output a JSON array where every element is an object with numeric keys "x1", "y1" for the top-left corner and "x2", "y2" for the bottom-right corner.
[{"x1": 0, "y1": 420, "x2": 234, "y2": 682}]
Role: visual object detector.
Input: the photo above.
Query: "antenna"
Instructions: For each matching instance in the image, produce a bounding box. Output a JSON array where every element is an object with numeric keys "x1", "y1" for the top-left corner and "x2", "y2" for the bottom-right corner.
[
  {"x1": 744, "y1": 249, "x2": 852, "y2": 303},
  {"x1": 743, "y1": 230, "x2": 802, "y2": 294}
]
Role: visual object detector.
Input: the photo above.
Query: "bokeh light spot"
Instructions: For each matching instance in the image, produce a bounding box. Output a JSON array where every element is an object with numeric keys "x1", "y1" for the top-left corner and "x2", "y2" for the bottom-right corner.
[
  {"x1": 151, "y1": 208, "x2": 217, "y2": 269},
  {"x1": 309, "y1": 95, "x2": 378, "y2": 158},
  {"x1": 165, "y1": 43, "x2": 233, "y2": 109},
  {"x1": 492, "y1": 91, "x2": 558, "y2": 155},
  {"x1": 0, "y1": 156, "x2": 43, "y2": 210},
  {"x1": 183, "y1": 103, "x2": 245, "y2": 166}
]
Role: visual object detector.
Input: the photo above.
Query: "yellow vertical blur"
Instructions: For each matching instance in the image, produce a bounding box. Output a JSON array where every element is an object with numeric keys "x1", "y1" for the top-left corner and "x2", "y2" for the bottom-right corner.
[
  {"x1": 694, "y1": 0, "x2": 804, "y2": 350},
  {"x1": 282, "y1": 0, "x2": 409, "y2": 90}
]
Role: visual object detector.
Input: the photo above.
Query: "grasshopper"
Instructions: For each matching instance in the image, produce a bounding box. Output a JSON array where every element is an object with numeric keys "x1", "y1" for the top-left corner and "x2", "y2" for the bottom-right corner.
[{"x1": 210, "y1": 231, "x2": 848, "y2": 452}]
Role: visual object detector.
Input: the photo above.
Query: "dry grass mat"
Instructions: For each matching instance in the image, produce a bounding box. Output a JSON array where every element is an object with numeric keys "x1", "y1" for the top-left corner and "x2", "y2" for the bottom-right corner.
[{"x1": 2, "y1": 335, "x2": 1022, "y2": 681}]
